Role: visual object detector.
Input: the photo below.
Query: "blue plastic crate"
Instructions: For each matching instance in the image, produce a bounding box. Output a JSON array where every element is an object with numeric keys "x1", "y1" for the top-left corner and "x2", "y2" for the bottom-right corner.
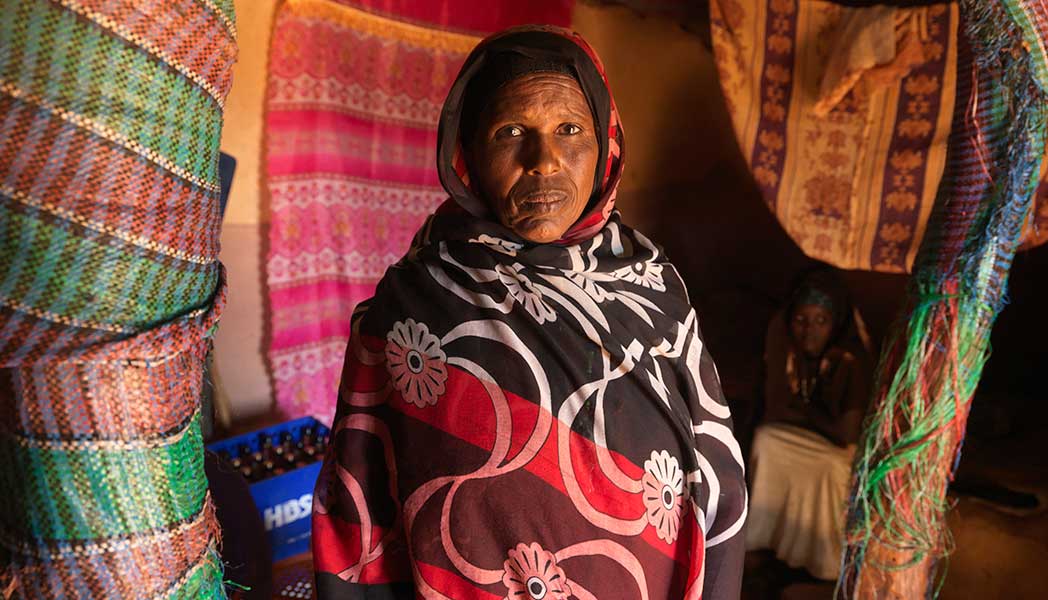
[{"x1": 208, "y1": 416, "x2": 329, "y2": 561}]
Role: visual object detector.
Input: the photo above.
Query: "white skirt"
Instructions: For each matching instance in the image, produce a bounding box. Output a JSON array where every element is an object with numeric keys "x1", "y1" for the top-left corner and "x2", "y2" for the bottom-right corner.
[{"x1": 745, "y1": 423, "x2": 856, "y2": 580}]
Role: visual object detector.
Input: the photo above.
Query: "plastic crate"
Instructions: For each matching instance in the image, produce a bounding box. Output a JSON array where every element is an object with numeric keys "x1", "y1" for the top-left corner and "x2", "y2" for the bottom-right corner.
[{"x1": 208, "y1": 416, "x2": 329, "y2": 561}]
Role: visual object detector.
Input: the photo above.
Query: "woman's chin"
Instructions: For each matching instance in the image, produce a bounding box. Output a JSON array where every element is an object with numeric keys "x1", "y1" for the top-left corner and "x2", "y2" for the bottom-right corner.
[{"x1": 511, "y1": 218, "x2": 567, "y2": 244}]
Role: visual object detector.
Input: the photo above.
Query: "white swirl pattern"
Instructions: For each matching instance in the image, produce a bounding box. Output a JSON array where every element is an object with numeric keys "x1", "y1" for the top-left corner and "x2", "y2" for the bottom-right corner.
[{"x1": 317, "y1": 221, "x2": 747, "y2": 600}]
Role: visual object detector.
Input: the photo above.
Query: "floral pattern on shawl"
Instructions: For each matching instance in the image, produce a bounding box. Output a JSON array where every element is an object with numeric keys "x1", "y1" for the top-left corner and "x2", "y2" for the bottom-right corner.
[
  {"x1": 385, "y1": 319, "x2": 448, "y2": 408},
  {"x1": 502, "y1": 543, "x2": 571, "y2": 600},
  {"x1": 470, "y1": 234, "x2": 524, "y2": 256},
  {"x1": 496, "y1": 263, "x2": 557, "y2": 324},
  {"x1": 613, "y1": 259, "x2": 666, "y2": 291},
  {"x1": 642, "y1": 450, "x2": 687, "y2": 543}
]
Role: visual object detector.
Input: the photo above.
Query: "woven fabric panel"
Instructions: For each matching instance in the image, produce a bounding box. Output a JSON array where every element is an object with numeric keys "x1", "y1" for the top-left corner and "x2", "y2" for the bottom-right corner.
[
  {"x1": 710, "y1": 0, "x2": 1048, "y2": 272},
  {"x1": 711, "y1": 0, "x2": 960, "y2": 273},
  {"x1": 0, "y1": 1, "x2": 237, "y2": 597}
]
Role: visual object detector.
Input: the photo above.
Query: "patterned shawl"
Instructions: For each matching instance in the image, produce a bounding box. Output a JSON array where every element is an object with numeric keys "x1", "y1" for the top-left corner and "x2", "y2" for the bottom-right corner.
[{"x1": 311, "y1": 27, "x2": 747, "y2": 600}]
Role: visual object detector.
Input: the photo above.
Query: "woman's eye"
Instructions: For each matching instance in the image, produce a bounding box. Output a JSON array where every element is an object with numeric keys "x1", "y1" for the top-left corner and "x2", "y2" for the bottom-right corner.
[
  {"x1": 560, "y1": 123, "x2": 582, "y2": 135},
  {"x1": 497, "y1": 125, "x2": 524, "y2": 138}
]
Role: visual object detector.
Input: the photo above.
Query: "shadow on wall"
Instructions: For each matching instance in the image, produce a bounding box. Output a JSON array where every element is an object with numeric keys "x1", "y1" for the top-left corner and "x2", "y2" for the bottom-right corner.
[
  {"x1": 979, "y1": 241, "x2": 1048, "y2": 427},
  {"x1": 608, "y1": 32, "x2": 909, "y2": 429}
]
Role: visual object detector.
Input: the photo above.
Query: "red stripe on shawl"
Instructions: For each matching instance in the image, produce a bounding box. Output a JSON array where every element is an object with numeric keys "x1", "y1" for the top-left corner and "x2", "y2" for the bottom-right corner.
[
  {"x1": 415, "y1": 561, "x2": 503, "y2": 600},
  {"x1": 312, "y1": 511, "x2": 359, "y2": 572},
  {"x1": 313, "y1": 512, "x2": 410, "y2": 583},
  {"x1": 377, "y1": 348, "x2": 692, "y2": 564},
  {"x1": 391, "y1": 363, "x2": 644, "y2": 514},
  {"x1": 338, "y1": 343, "x2": 391, "y2": 393}
]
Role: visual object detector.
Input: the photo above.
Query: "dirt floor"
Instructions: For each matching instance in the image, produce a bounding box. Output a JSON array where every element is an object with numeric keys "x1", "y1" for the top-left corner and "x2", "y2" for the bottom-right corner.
[{"x1": 742, "y1": 424, "x2": 1048, "y2": 599}]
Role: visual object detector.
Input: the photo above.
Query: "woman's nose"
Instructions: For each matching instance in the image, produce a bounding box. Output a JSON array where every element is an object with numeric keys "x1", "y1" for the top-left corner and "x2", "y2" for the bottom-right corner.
[{"x1": 523, "y1": 134, "x2": 560, "y2": 176}]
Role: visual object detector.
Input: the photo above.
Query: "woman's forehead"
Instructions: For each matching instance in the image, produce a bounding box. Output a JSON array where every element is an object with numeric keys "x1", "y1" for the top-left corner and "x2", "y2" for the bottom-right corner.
[
  {"x1": 794, "y1": 303, "x2": 833, "y2": 317},
  {"x1": 482, "y1": 73, "x2": 592, "y2": 122}
]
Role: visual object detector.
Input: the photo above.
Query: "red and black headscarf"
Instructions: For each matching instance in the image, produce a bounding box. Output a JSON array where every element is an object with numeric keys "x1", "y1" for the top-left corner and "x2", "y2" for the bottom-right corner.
[{"x1": 435, "y1": 26, "x2": 625, "y2": 246}]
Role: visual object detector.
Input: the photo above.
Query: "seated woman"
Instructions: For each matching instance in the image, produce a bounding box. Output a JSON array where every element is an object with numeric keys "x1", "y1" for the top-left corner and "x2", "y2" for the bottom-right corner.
[
  {"x1": 745, "y1": 268, "x2": 873, "y2": 581},
  {"x1": 311, "y1": 26, "x2": 747, "y2": 599}
]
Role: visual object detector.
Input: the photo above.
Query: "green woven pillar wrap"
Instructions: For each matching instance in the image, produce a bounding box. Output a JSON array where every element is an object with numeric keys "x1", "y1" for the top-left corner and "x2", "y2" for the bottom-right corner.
[
  {"x1": 838, "y1": 0, "x2": 1048, "y2": 597},
  {"x1": 0, "y1": 1, "x2": 237, "y2": 598}
]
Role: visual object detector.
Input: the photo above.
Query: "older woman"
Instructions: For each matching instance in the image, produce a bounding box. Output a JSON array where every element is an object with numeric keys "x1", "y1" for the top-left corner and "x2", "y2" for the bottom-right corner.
[{"x1": 311, "y1": 27, "x2": 746, "y2": 599}]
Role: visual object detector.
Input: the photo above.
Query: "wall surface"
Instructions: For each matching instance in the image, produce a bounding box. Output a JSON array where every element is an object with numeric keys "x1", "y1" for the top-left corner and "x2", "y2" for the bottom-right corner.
[
  {"x1": 222, "y1": 0, "x2": 279, "y2": 227},
  {"x1": 214, "y1": 0, "x2": 279, "y2": 420}
]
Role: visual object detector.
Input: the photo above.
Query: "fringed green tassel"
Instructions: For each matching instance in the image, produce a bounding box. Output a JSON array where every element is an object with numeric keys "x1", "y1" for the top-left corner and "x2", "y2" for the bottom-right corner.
[{"x1": 837, "y1": 0, "x2": 1048, "y2": 596}]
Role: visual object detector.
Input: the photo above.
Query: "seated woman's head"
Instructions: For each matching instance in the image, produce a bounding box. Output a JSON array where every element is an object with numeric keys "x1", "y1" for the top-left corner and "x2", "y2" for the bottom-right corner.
[
  {"x1": 788, "y1": 268, "x2": 850, "y2": 358},
  {"x1": 448, "y1": 30, "x2": 612, "y2": 244}
]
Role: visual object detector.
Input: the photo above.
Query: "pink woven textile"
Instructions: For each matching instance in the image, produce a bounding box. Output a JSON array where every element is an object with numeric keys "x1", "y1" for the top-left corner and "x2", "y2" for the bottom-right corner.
[{"x1": 265, "y1": 0, "x2": 571, "y2": 421}]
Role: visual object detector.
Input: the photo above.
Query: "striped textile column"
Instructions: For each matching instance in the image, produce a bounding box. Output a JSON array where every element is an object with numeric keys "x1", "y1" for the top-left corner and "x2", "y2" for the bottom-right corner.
[{"x1": 0, "y1": 1, "x2": 237, "y2": 598}]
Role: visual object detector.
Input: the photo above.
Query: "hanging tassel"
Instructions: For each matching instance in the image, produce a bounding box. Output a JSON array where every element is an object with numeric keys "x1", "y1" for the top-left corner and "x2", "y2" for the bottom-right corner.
[{"x1": 836, "y1": 0, "x2": 1048, "y2": 597}]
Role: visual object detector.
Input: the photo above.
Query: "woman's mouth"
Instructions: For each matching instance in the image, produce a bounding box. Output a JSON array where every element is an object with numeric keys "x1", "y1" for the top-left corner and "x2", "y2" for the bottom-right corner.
[
  {"x1": 519, "y1": 189, "x2": 568, "y2": 204},
  {"x1": 512, "y1": 189, "x2": 569, "y2": 218}
]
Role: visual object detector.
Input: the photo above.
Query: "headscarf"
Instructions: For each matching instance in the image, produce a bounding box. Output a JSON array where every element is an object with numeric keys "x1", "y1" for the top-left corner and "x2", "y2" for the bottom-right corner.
[
  {"x1": 436, "y1": 26, "x2": 621, "y2": 246},
  {"x1": 312, "y1": 26, "x2": 746, "y2": 600},
  {"x1": 786, "y1": 268, "x2": 854, "y2": 349}
]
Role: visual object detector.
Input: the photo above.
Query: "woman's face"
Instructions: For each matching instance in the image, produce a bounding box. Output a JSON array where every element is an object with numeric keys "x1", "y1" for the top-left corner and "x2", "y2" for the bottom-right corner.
[
  {"x1": 790, "y1": 303, "x2": 834, "y2": 358},
  {"x1": 467, "y1": 72, "x2": 598, "y2": 244}
]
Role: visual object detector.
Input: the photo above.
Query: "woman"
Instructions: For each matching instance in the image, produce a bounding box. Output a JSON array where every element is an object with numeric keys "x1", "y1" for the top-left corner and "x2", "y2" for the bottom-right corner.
[
  {"x1": 311, "y1": 27, "x2": 747, "y2": 599},
  {"x1": 745, "y1": 268, "x2": 873, "y2": 581}
]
